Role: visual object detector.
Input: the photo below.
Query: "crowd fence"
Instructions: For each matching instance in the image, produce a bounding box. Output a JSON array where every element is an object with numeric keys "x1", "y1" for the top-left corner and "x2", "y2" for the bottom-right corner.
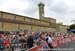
[
  {"x1": 0, "y1": 34, "x2": 75, "y2": 51},
  {"x1": 27, "y1": 35, "x2": 75, "y2": 51}
]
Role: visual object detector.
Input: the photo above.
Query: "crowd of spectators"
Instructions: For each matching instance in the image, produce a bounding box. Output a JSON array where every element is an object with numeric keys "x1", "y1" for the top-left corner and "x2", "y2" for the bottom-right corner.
[{"x1": 0, "y1": 30, "x2": 74, "y2": 51}]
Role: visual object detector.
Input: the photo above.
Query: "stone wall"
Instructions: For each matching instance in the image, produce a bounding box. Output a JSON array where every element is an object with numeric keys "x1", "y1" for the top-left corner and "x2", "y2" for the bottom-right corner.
[
  {"x1": 0, "y1": 11, "x2": 67, "y2": 32},
  {"x1": 56, "y1": 24, "x2": 67, "y2": 33}
]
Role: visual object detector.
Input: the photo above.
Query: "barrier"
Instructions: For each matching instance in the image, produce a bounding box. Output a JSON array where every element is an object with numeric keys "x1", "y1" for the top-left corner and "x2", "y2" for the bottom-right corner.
[
  {"x1": 26, "y1": 35, "x2": 75, "y2": 51},
  {"x1": 68, "y1": 35, "x2": 72, "y2": 41},
  {"x1": 66, "y1": 38, "x2": 71, "y2": 42},
  {"x1": 58, "y1": 38, "x2": 63, "y2": 45},
  {"x1": 27, "y1": 43, "x2": 50, "y2": 51},
  {"x1": 52, "y1": 39, "x2": 58, "y2": 47},
  {"x1": 71, "y1": 36, "x2": 75, "y2": 41},
  {"x1": 27, "y1": 45, "x2": 43, "y2": 51},
  {"x1": 64, "y1": 38, "x2": 68, "y2": 43},
  {"x1": 62, "y1": 39, "x2": 65, "y2": 44}
]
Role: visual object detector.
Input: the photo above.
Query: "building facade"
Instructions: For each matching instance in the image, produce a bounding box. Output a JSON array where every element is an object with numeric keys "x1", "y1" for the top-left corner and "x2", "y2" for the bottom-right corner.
[{"x1": 0, "y1": 2, "x2": 67, "y2": 32}]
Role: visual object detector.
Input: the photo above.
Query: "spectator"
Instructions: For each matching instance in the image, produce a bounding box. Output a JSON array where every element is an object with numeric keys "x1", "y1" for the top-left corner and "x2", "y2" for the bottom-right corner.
[
  {"x1": 0, "y1": 34, "x2": 4, "y2": 50},
  {"x1": 19, "y1": 35, "x2": 26, "y2": 49},
  {"x1": 27, "y1": 34, "x2": 34, "y2": 49},
  {"x1": 13, "y1": 34, "x2": 19, "y2": 49},
  {"x1": 3, "y1": 35, "x2": 10, "y2": 51},
  {"x1": 46, "y1": 34, "x2": 53, "y2": 51},
  {"x1": 0, "y1": 34, "x2": 4, "y2": 44}
]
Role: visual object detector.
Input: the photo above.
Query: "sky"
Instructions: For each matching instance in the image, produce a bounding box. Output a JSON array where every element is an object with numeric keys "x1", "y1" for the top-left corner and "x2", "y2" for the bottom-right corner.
[{"x1": 0, "y1": 0, "x2": 75, "y2": 25}]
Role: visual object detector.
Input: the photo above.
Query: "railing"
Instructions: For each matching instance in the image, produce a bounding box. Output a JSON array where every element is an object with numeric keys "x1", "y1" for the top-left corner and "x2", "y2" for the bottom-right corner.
[
  {"x1": 27, "y1": 35, "x2": 75, "y2": 51},
  {"x1": 0, "y1": 43, "x2": 28, "y2": 51},
  {"x1": 0, "y1": 35, "x2": 75, "y2": 51},
  {"x1": 0, "y1": 40, "x2": 43, "y2": 51}
]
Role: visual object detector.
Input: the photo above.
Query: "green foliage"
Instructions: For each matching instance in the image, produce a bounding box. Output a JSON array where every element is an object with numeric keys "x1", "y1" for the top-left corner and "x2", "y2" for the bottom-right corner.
[{"x1": 70, "y1": 24, "x2": 75, "y2": 29}]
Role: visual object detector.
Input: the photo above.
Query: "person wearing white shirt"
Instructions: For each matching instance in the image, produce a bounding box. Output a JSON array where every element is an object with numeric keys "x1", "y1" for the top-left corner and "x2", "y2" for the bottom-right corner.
[
  {"x1": 46, "y1": 35, "x2": 53, "y2": 51},
  {"x1": 48, "y1": 36, "x2": 52, "y2": 43}
]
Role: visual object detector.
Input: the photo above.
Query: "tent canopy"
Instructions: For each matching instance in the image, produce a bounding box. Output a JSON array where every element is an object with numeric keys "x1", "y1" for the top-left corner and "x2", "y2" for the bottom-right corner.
[{"x1": 69, "y1": 29, "x2": 75, "y2": 33}]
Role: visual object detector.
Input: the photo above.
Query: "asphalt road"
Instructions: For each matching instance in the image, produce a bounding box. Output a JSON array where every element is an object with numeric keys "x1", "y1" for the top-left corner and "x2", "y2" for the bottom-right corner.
[{"x1": 55, "y1": 41, "x2": 75, "y2": 51}]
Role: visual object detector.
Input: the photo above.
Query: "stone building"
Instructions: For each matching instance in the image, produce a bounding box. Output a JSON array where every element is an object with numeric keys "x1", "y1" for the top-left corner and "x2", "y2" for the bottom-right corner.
[
  {"x1": 0, "y1": 2, "x2": 67, "y2": 32},
  {"x1": 56, "y1": 23, "x2": 67, "y2": 33}
]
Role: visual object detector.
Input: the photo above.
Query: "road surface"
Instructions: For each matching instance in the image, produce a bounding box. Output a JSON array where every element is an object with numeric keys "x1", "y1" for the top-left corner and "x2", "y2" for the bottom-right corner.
[{"x1": 55, "y1": 41, "x2": 75, "y2": 51}]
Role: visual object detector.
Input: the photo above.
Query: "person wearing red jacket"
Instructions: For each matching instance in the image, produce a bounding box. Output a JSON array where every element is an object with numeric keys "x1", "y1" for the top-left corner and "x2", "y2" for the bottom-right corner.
[{"x1": 3, "y1": 35, "x2": 10, "y2": 49}]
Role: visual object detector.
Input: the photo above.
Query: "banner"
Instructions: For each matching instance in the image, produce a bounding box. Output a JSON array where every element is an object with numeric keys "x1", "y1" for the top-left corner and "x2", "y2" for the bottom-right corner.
[
  {"x1": 27, "y1": 36, "x2": 75, "y2": 51},
  {"x1": 71, "y1": 36, "x2": 75, "y2": 41},
  {"x1": 52, "y1": 39, "x2": 58, "y2": 47},
  {"x1": 58, "y1": 39, "x2": 63, "y2": 45},
  {"x1": 27, "y1": 45, "x2": 42, "y2": 51},
  {"x1": 27, "y1": 43, "x2": 49, "y2": 51}
]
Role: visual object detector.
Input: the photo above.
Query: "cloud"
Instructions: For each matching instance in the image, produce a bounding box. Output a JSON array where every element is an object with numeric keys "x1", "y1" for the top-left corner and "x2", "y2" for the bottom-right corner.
[
  {"x1": 44, "y1": 0, "x2": 75, "y2": 25},
  {"x1": 50, "y1": 3, "x2": 68, "y2": 14},
  {"x1": 0, "y1": 0, "x2": 75, "y2": 25}
]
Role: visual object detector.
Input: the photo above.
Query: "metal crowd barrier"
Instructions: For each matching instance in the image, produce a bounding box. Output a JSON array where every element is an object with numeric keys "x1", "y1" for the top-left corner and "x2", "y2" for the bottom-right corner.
[
  {"x1": 0, "y1": 41, "x2": 42, "y2": 51},
  {"x1": 0, "y1": 43, "x2": 28, "y2": 51}
]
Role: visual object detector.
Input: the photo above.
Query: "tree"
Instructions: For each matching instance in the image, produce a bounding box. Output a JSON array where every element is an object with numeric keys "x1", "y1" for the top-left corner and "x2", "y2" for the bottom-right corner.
[
  {"x1": 69, "y1": 20, "x2": 75, "y2": 33},
  {"x1": 70, "y1": 24, "x2": 75, "y2": 29}
]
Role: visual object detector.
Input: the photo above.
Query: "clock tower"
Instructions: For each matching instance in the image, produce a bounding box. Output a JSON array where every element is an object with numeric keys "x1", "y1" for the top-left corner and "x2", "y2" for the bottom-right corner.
[{"x1": 38, "y1": 2, "x2": 45, "y2": 19}]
